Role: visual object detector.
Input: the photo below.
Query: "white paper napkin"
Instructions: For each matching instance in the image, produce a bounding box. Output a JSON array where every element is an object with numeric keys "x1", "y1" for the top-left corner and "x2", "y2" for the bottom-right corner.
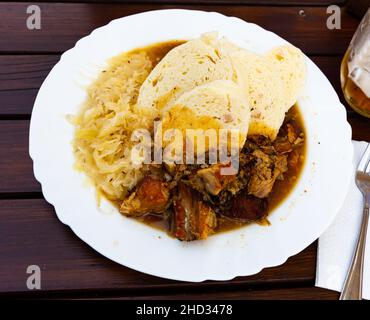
[{"x1": 316, "y1": 140, "x2": 370, "y2": 299}]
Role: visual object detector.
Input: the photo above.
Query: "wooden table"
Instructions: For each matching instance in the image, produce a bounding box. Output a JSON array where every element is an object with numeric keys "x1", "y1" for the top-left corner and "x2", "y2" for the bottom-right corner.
[{"x1": 0, "y1": 0, "x2": 369, "y2": 300}]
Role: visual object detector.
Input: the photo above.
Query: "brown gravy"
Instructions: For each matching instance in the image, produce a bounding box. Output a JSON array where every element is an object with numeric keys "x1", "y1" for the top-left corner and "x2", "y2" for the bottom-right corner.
[
  {"x1": 215, "y1": 105, "x2": 306, "y2": 233},
  {"x1": 130, "y1": 40, "x2": 186, "y2": 67}
]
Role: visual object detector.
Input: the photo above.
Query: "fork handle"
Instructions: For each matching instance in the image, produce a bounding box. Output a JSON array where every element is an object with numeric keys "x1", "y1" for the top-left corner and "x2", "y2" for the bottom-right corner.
[{"x1": 340, "y1": 198, "x2": 369, "y2": 300}]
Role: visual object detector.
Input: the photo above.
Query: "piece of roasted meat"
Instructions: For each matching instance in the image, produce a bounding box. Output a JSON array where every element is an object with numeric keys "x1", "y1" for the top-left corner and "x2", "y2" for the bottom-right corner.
[
  {"x1": 220, "y1": 193, "x2": 268, "y2": 222},
  {"x1": 247, "y1": 150, "x2": 288, "y2": 198},
  {"x1": 171, "y1": 182, "x2": 217, "y2": 241},
  {"x1": 191, "y1": 163, "x2": 237, "y2": 196},
  {"x1": 120, "y1": 175, "x2": 170, "y2": 217}
]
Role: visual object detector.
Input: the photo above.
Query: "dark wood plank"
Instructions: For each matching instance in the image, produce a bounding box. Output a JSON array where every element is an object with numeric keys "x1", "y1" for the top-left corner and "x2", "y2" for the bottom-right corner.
[
  {"x1": 0, "y1": 121, "x2": 39, "y2": 193},
  {"x1": 0, "y1": 56, "x2": 58, "y2": 117},
  {"x1": 0, "y1": 198, "x2": 317, "y2": 294},
  {"x1": 346, "y1": 0, "x2": 370, "y2": 18},
  {"x1": 84, "y1": 287, "x2": 339, "y2": 300},
  {"x1": 131, "y1": 287, "x2": 340, "y2": 300},
  {"x1": 347, "y1": 112, "x2": 370, "y2": 142},
  {"x1": 0, "y1": 89, "x2": 38, "y2": 116},
  {"x1": 0, "y1": 3, "x2": 359, "y2": 54},
  {"x1": 0, "y1": 55, "x2": 59, "y2": 92},
  {"x1": 8, "y1": 0, "x2": 347, "y2": 5},
  {"x1": 0, "y1": 55, "x2": 355, "y2": 116}
]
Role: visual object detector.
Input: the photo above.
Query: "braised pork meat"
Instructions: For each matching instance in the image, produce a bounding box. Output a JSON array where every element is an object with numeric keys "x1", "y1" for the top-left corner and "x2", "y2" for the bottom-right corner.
[
  {"x1": 120, "y1": 175, "x2": 170, "y2": 216},
  {"x1": 221, "y1": 193, "x2": 268, "y2": 222},
  {"x1": 247, "y1": 150, "x2": 288, "y2": 198},
  {"x1": 188, "y1": 163, "x2": 237, "y2": 196},
  {"x1": 171, "y1": 182, "x2": 217, "y2": 241}
]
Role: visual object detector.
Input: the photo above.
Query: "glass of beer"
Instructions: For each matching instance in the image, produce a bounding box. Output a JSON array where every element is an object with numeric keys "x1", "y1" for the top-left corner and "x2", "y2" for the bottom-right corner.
[{"x1": 340, "y1": 8, "x2": 370, "y2": 118}]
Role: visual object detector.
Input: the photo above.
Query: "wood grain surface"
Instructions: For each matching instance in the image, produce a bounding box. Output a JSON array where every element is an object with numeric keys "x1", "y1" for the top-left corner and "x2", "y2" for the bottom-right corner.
[
  {"x1": 81, "y1": 287, "x2": 340, "y2": 300},
  {"x1": 0, "y1": 3, "x2": 359, "y2": 54},
  {"x1": 10, "y1": 0, "x2": 347, "y2": 5},
  {"x1": 0, "y1": 0, "x2": 368, "y2": 299}
]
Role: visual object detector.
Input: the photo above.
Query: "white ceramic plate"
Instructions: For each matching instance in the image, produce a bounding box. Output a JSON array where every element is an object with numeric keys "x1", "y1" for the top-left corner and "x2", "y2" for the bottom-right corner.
[{"x1": 29, "y1": 9, "x2": 353, "y2": 282}]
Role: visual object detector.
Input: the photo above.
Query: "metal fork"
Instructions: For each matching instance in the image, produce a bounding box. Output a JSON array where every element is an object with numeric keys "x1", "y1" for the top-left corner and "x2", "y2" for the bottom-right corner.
[{"x1": 340, "y1": 143, "x2": 370, "y2": 300}]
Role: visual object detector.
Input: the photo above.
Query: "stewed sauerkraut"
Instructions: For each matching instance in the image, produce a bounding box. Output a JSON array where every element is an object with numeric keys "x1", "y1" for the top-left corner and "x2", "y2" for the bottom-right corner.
[{"x1": 72, "y1": 50, "x2": 157, "y2": 201}]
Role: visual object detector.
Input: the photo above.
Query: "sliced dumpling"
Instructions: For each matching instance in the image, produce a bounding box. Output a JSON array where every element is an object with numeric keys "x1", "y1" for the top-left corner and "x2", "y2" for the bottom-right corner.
[
  {"x1": 137, "y1": 33, "x2": 236, "y2": 115},
  {"x1": 229, "y1": 44, "x2": 306, "y2": 140},
  {"x1": 161, "y1": 80, "x2": 250, "y2": 152},
  {"x1": 229, "y1": 49, "x2": 286, "y2": 140},
  {"x1": 265, "y1": 45, "x2": 306, "y2": 110}
]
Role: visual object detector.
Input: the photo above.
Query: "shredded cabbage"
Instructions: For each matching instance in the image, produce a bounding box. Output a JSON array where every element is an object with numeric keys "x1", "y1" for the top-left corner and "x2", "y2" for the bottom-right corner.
[{"x1": 73, "y1": 51, "x2": 156, "y2": 201}]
